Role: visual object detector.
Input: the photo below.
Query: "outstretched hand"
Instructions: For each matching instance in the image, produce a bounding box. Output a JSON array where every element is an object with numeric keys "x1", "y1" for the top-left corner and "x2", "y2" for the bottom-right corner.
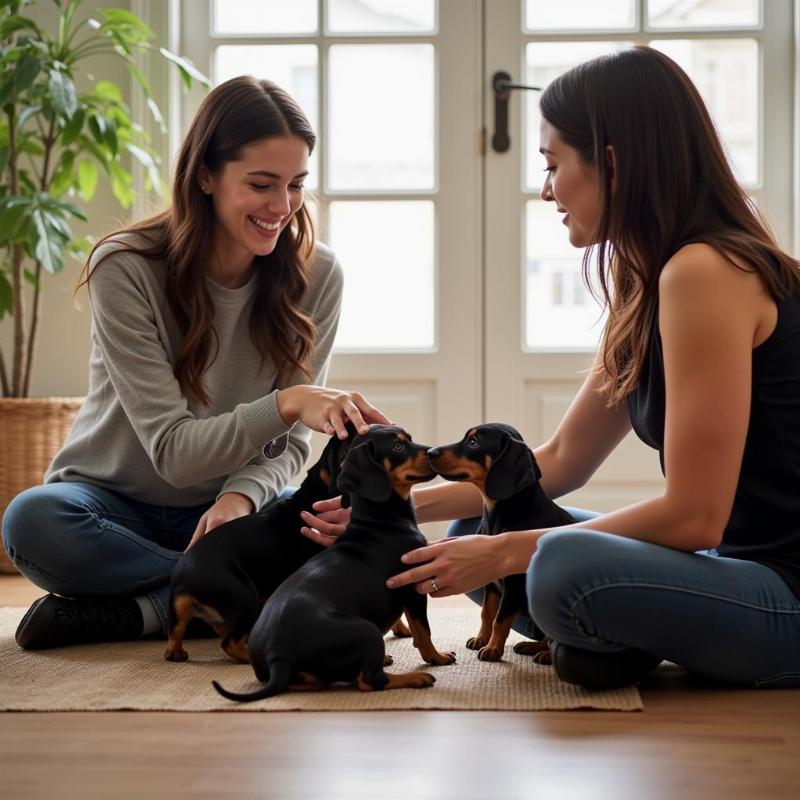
[
  {"x1": 385, "y1": 534, "x2": 513, "y2": 598},
  {"x1": 299, "y1": 496, "x2": 351, "y2": 547}
]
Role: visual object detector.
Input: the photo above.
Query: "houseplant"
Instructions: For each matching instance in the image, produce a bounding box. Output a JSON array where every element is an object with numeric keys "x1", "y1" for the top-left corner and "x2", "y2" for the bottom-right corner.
[{"x1": 0, "y1": 0, "x2": 208, "y2": 570}]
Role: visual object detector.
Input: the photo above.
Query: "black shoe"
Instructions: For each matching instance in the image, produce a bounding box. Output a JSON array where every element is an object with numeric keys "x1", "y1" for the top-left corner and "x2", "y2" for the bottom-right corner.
[
  {"x1": 15, "y1": 593, "x2": 144, "y2": 650},
  {"x1": 551, "y1": 641, "x2": 662, "y2": 690}
]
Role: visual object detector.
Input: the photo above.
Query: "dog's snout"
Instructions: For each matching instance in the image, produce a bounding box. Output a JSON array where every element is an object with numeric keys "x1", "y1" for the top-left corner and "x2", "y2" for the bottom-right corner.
[{"x1": 427, "y1": 448, "x2": 441, "y2": 463}]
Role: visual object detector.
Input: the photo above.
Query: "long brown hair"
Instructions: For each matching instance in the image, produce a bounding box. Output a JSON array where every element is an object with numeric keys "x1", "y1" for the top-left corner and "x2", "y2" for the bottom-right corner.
[
  {"x1": 540, "y1": 46, "x2": 800, "y2": 406},
  {"x1": 79, "y1": 76, "x2": 317, "y2": 406}
]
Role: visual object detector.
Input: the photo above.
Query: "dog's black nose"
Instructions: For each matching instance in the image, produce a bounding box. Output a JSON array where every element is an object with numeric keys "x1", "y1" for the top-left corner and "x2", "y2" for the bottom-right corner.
[{"x1": 427, "y1": 448, "x2": 441, "y2": 461}]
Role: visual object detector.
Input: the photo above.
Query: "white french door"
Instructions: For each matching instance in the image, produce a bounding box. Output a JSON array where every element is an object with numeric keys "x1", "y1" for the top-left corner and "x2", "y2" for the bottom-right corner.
[
  {"x1": 484, "y1": 0, "x2": 796, "y2": 512},
  {"x1": 174, "y1": 0, "x2": 795, "y2": 521}
]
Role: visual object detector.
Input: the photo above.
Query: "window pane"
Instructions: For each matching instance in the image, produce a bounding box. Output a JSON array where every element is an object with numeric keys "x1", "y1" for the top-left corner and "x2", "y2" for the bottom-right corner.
[
  {"x1": 330, "y1": 202, "x2": 434, "y2": 349},
  {"x1": 525, "y1": 42, "x2": 631, "y2": 191},
  {"x1": 525, "y1": 200, "x2": 605, "y2": 350},
  {"x1": 328, "y1": 45, "x2": 434, "y2": 191},
  {"x1": 215, "y1": 45, "x2": 319, "y2": 190},
  {"x1": 647, "y1": 0, "x2": 759, "y2": 29},
  {"x1": 327, "y1": 0, "x2": 435, "y2": 33},
  {"x1": 651, "y1": 39, "x2": 758, "y2": 185},
  {"x1": 213, "y1": 0, "x2": 317, "y2": 34},
  {"x1": 525, "y1": 0, "x2": 635, "y2": 31}
]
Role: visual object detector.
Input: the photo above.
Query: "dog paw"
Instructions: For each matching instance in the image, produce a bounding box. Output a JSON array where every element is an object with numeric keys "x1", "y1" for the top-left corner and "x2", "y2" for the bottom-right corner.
[
  {"x1": 477, "y1": 645, "x2": 503, "y2": 662},
  {"x1": 409, "y1": 671, "x2": 436, "y2": 688},
  {"x1": 466, "y1": 636, "x2": 487, "y2": 650},
  {"x1": 513, "y1": 640, "x2": 549, "y2": 657},
  {"x1": 164, "y1": 646, "x2": 188, "y2": 662},
  {"x1": 426, "y1": 651, "x2": 456, "y2": 666}
]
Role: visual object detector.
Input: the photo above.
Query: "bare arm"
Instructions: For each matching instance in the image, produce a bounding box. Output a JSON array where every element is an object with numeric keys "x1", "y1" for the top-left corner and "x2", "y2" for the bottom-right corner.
[{"x1": 390, "y1": 244, "x2": 766, "y2": 594}]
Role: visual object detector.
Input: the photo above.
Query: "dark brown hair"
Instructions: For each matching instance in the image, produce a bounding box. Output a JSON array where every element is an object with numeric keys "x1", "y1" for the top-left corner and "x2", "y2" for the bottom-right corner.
[
  {"x1": 540, "y1": 45, "x2": 800, "y2": 406},
  {"x1": 79, "y1": 76, "x2": 317, "y2": 406}
]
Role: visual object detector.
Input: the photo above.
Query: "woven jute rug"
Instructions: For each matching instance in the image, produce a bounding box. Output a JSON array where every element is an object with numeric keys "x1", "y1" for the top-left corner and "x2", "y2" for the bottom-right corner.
[{"x1": 0, "y1": 606, "x2": 642, "y2": 712}]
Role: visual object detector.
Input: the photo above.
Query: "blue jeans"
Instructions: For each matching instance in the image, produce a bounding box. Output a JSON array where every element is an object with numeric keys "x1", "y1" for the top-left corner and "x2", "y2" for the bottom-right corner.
[
  {"x1": 1, "y1": 482, "x2": 292, "y2": 635},
  {"x1": 448, "y1": 509, "x2": 800, "y2": 687}
]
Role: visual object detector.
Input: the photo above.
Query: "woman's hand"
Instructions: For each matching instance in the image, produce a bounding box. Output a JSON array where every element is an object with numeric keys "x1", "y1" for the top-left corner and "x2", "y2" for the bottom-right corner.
[
  {"x1": 186, "y1": 492, "x2": 254, "y2": 550},
  {"x1": 277, "y1": 385, "x2": 392, "y2": 438},
  {"x1": 385, "y1": 532, "x2": 542, "y2": 597},
  {"x1": 299, "y1": 496, "x2": 351, "y2": 547}
]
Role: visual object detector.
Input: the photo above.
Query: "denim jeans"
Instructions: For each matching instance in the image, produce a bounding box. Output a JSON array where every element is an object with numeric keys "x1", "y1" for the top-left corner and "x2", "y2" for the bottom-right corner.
[
  {"x1": 1, "y1": 481, "x2": 293, "y2": 635},
  {"x1": 447, "y1": 508, "x2": 800, "y2": 687}
]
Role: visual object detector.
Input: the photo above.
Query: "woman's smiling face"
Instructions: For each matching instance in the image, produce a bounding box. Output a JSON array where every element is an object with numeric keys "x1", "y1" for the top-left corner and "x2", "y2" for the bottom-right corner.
[
  {"x1": 539, "y1": 119, "x2": 604, "y2": 248},
  {"x1": 200, "y1": 135, "x2": 310, "y2": 267}
]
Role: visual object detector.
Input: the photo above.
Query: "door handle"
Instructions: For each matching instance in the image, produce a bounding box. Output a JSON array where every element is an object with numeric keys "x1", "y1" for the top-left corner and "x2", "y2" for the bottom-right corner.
[{"x1": 491, "y1": 71, "x2": 542, "y2": 154}]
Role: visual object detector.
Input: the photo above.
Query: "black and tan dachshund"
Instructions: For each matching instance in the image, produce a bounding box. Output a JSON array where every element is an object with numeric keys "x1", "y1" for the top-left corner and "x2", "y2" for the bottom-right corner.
[
  {"x1": 427, "y1": 423, "x2": 576, "y2": 662},
  {"x1": 165, "y1": 425, "x2": 410, "y2": 664},
  {"x1": 212, "y1": 424, "x2": 456, "y2": 702}
]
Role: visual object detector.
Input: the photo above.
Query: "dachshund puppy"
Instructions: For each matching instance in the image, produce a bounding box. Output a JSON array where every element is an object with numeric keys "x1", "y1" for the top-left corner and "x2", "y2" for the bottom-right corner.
[
  {"x1": 427, "y1": 423, "x2": 576, "y2": 662},
  {"x1": 212, "y1": 425, "x2": 456, "y2": 702}
]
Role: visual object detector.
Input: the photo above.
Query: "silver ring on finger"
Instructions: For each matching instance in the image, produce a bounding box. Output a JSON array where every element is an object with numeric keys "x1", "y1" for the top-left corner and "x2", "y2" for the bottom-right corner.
[{"x1": 430, "y1": 577, "x2": 439, "y2": 593}]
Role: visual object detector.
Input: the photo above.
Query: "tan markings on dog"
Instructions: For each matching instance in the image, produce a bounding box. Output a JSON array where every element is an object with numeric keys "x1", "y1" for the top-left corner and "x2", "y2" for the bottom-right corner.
[
  {"x1": 383, "y1": 671, "x2": 436, "y2": 690},
  {"x1": 466, "y1": 584, "x2": 500, "y2": 650},
  {"x1": 406, "y1": 617, "x2": 457, "y2": 666},
  {"x1": 389, "y1": 453, "x2": 433, "y2": 500},
  {"x1": 318, "y1": 467, "x2": 331, "y2": 488},
  {"x1": 390, "y1": 616, "x2": 412, "y2": 637},
  {"x1": 356, "y1": 672, "x2": 375, "y2": 692},
  {"x1": 222, "y1": 635, "x2": 250, "y2": 664},
  {"x1": 164, "y1": 593, "x2": 195, "y2": 662},
  {"x1": 288, "y1": 671, "x2": 327, "y2": 691},
  {"x1": 477, "y1": 614, "x2": 517, "y2": 662}
]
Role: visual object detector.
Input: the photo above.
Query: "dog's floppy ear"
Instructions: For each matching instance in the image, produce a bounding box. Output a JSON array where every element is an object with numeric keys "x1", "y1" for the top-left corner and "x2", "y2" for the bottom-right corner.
[
  {"x1": 484, "y1": 435, "x2": 539, "y2": 501},
  {"x1": 337, "y1": 439, "x2": 393, "y2": 503}
]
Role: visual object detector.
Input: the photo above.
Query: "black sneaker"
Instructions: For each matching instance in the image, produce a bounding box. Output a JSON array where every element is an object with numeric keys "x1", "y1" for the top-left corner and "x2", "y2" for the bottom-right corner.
[
  {"x1": 551, "y1": 641, "x2": 662, "y2": 690},
  {"x1": 15, "y1": 593, "x2": 144, "y2": 650}
]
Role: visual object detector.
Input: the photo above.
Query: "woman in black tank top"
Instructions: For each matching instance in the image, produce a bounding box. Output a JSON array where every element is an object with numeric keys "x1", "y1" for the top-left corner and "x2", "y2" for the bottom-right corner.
[{"x1": 381, "y1": 46, "x2": 800, "y2": 690}]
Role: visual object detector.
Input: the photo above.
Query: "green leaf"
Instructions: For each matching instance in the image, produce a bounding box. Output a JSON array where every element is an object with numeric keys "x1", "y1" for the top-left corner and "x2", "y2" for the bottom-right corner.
[
  {"x1": 126, "y1": 141, "x2": 160, "y2": 193},
  {"x1": 88, "y1": 113, "x2": 117, "y2": 155},
  {"x1": 13, "y1": 54, "x2": 40, "y2": 93},
  {"x1": 94, "y1": 80, "x2": 122, "y2": 103},
  {"x1": 0, "y1": 145, "x2": 8, "y2": 175},
  {"x1": 0, "y1": 198, "x2": 30, "y2": 243},
  {"x1": 109, "y1": 160, "x2": 134, "y2": 208},
  {"x1": 145, "y1": 96, "x2": 165, "y2": 133},
  {"x1": 159, "y1": 48, "x2": 210, "y2": 89},
  {"x1": 16, "y1": 103, "x2": 40, "y2": 128},
  {"x1": 101, "y1": 8, "x2": 154, "y2": 38},
  {"x1": 40, "y1": 194, "x2": 87, "y2": 221},
  {"x1": 48, "y1": 149, "x2": 75, "y2": 195},
  {"x1": 31, "y1": 208, "x2": 64, "y2": 275},
  {"x1": 31, "y1": 206, "x2": 65, "y2": 273},
  {"x1": 60, "y1": 106, "x2": 84, "y2": 144},
  {"x1": 0, "y1": 270, "x2": 12, "y2": 319},
  {"x1": 48, "y1": 68, "x2": 78, "y2": 118},
  {"x1": 0, "y1": 14, "x2": 39, "y2": 39},
  {"x1": 77, "y1": 158, "x2": 97, "y2": 200}
]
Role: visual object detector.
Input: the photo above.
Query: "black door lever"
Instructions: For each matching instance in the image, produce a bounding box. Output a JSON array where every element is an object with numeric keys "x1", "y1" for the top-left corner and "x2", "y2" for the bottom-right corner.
[{"x1": 492, "y1": 70, "x2": 542, "y2": 153}]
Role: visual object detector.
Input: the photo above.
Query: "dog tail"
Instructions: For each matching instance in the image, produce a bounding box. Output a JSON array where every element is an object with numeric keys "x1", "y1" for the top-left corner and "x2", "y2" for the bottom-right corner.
[{"x1": 211, "y1": 660, "x2": 292, "y2": 703}]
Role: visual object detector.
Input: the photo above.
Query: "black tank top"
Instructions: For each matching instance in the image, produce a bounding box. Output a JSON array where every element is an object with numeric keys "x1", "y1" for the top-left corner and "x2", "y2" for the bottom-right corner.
[{"x1": 627, "y1": 265, "x2": 800, "y2": 598}]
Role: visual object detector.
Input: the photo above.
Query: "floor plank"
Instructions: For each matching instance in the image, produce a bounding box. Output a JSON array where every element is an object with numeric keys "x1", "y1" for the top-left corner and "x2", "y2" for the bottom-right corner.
[{"x1": 1, "y1": 574, "x2": 798, "y2": 800}]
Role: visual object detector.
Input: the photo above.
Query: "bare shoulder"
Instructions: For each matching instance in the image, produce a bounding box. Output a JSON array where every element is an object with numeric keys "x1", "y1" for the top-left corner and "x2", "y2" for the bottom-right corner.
[{"x1": 659, "y1": 243, "x2": 776, "y2": 345}]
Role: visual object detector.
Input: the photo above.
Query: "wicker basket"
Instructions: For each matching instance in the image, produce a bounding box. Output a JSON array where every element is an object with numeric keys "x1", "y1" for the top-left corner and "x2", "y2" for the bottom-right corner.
[{"x1": 0, "y1": 397, "x2": 83, "y2": 574}]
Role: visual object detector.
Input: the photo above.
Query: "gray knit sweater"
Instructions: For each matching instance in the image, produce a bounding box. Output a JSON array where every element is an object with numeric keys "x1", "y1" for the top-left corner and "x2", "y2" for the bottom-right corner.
[{"x1": 46, "y1": 234, "x2": 343, "y2": 510}]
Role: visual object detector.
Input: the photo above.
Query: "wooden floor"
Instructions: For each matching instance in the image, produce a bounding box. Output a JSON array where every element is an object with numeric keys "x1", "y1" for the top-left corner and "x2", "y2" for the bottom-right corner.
[{"x1": 1, "y1": 575, "x2": 799, "y2": 800}]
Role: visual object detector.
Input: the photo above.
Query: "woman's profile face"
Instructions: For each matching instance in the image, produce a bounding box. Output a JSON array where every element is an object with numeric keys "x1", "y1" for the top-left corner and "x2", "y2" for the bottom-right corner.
[
  {"x1": 201, "y1": 135, "x2": 310, "y2": 266},
  {"x1": 539, "y1": 119, "x2": 603, "y2": 248}
]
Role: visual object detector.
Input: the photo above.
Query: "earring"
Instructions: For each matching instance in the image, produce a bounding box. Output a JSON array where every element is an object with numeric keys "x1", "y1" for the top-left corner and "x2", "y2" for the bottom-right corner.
[{"x1": 201, "y1": 184, "x2": 211, "y2": 195}]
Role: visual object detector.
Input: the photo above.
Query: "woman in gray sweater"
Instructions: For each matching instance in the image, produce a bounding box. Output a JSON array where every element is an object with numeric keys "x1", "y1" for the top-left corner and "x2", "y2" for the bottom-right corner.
[{"x1": 3, "y1": 76, "x2": 389, "y2": 649}]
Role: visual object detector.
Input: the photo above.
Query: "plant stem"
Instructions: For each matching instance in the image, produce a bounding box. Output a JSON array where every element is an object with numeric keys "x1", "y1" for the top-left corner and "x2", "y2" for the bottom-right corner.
[
  {"x1": 22, "y1": 116, "x2": 58, "y2": 397},
  {"x1": 0, "y1": 347, "x2": 9, "y2": 397},
  {"x1": 6, "y1": 108, "x2": 26, "y2": 398}
]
